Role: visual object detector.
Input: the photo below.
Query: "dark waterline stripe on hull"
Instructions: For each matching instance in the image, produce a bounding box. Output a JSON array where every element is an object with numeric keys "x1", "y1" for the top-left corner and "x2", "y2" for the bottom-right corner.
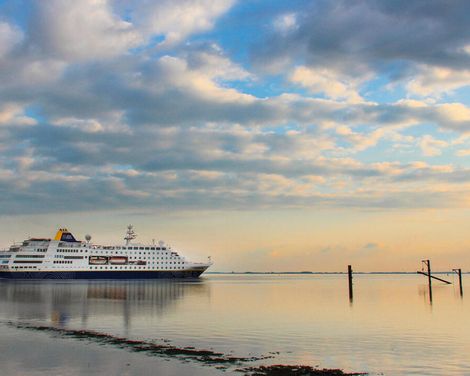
[{"x1": 0, "y1": 269, "x2": 205, "y2": 280}]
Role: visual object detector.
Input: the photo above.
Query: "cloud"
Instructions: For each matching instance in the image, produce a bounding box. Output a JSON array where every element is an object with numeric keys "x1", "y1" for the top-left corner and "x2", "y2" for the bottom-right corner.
[
  {"x1": 407, "y1": 66, "x2": 470, "y2": 97},
  {"x1": 253, "y1": 0, "x2": 470, "y2": 97},
  {"x1": 25, "y1": 0, "x2": 235, "y2": 61},
  {"x1": 357, "y1": 242, "x2": 384, "y2": 255},
  {"x1": 437, "y1": 103, "x2": 470, "y2": 123},
  {"x1": 29, "y1": 0, "x2": 142, "y2": 61},
  {"x1": 456, "y1": 149, "x2": 470, "y2": 157},
  {"x1": 0, "y1": 22, "x2": 23, "y2": 58},
  {"x1": 155, "y1": 55, "x2": 254, "y2": 103},
  {"x1": 0, "y1": 103, "x2": 37, "y2": 126},
  {"x1": 114, "y1": 0, "x2": 235, "y2": 46},
  {"x1": 273, "y1": 13, "x2": 298, "y2": 34},
  {"x1": 290, "y1": 66, "x2": 363, "y2": 102},
  {"x1": 419, "y1": 135, "x2": 449, "y2": 157}
]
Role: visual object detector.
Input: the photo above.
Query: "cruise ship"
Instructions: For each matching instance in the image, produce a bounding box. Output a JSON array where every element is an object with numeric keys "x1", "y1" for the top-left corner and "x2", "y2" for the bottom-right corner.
[{"x1": 0, "y1": 226, "x2": 212, "y2": 280}]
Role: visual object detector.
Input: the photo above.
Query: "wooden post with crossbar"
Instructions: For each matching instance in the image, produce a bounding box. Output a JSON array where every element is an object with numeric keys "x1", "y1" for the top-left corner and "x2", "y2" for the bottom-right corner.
[{"x1": 452, "y1": 268, "x2": 463, "y2": 296}]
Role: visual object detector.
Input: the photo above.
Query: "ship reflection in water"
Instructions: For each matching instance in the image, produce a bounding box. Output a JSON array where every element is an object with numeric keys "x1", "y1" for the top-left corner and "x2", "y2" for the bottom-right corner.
[{"x1": 0, "y1": 280, "x2": 210, "y2": 334}]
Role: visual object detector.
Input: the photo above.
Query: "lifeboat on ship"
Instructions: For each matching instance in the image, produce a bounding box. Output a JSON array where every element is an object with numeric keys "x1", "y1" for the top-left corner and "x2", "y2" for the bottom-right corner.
[
  {"x1": 89, "y1": 256, "x2": 109, "y2": 265},
  {"x1": 109, "y1": 256, "x2": 128, "y2": 265}
]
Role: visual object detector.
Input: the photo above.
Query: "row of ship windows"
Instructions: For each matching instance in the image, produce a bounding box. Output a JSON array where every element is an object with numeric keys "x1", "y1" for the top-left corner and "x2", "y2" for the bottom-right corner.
[
  {"x1": 14, "y1": 253, "x2": 180, "y2": 260},
  {"x1": 9, "y1": 261, "x2": 184, "y2": 266},
  {"x1": 19, "y1": 249, "x2": 178, "y2": 257},
  {"x1": 44, "y1": 266, "x2": 186, "y2": 270},
  {"x1": 53, "y1": 255, "x2": 179, "y2": 261},
  {"x1": 56, "y1": 249, "x2": 176, "y2": 256},
  {"x1": 9, "y1": 259, "x2": 183, "y2": 265},
  {"x1": 102, "y1": 246, "x2": 167, "y2": 251},
  {"x1": 87, "y1": 262, "x2": 184, "y2": 265},
  {"x1": 90, "y1": 256, "x2": 179, "y2": 260},
  {"x1": 134, "y1": 256, "x2": 176, "y2": 259},
  {"x1": 8, "y1": 266, "x2": 185, "y2": 270},
  {"x1": 88, "y1": 266, "x2": 185, "y2": 270},
  {"x1": 57, "y1": 246, "x2": 168, "y2": 251},
  {"x1": 55, "y1": 260, "x2": 182, "y2": 264},
  {"x1": 93, "y1": 251, "x2": 176, "y2": 256}
]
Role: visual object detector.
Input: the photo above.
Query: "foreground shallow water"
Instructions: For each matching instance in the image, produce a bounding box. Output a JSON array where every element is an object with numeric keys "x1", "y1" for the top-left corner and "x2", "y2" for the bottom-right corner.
[{"x1": 0, "y1": 274, "x2": 469, "y2": 375}]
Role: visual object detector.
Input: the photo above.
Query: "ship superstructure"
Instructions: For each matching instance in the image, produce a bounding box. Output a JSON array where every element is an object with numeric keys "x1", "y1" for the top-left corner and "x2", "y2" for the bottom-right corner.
[{"x1": 0, "y1": 226, "x2": 212, "y2": 280}]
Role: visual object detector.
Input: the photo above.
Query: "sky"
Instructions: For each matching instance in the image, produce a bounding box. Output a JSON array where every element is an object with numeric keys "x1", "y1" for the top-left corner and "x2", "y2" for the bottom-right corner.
[{"x1": 1, "y1": 0, "x2": 470, "y2": 271}]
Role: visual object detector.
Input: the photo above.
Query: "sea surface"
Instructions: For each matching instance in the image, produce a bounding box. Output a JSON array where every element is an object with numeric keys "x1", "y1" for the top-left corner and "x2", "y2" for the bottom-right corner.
[{"x1": 0, "y1": 274, "x2": 469, "y2": 376}]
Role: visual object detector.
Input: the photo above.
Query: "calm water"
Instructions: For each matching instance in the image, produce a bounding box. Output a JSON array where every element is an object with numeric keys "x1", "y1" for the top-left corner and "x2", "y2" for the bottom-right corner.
[{"x1": 0, "y1": 274, "x2": 469, "y2": 375}]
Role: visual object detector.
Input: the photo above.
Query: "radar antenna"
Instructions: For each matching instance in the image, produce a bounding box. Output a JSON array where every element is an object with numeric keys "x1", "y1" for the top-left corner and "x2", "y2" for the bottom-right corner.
[{"x1": 124, "y1": 225, "x2": 137, "y2": 245}]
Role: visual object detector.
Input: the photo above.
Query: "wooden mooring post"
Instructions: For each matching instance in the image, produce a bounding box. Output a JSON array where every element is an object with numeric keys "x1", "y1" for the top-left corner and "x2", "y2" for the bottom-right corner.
[
  {"x1": 417, "y1": 260, "x2": 454, "y2": 304},
  {"x1": 421, "y1": 259, "x2": 433, "y2": 303},
  {"x1": 348, "y1": 265, "x2": 353, "y2": 302},
  {"x1": 452, "y1": 268, "x2": 463, "y2": 296}
]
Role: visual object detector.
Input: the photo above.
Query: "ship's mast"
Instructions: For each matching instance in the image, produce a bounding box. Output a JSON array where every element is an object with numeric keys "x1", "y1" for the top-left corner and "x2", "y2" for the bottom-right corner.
[{"x1": 124, "y1": 225, "x2": 137, "y2": 245}]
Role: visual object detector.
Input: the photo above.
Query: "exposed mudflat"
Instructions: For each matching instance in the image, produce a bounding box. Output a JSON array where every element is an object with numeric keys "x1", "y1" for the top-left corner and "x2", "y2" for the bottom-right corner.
[
  {"x1": 9, "y1": 322, "x2": 267, "y2": 367},
  {"x1": 9, "y1": 322, "x2": 367, "y2": 375}
]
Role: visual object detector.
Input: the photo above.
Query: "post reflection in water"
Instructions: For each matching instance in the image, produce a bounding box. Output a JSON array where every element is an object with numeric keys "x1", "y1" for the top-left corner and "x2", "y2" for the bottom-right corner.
[{"x1": 0, "y1": 280, "x2": 211, "y2": 333}]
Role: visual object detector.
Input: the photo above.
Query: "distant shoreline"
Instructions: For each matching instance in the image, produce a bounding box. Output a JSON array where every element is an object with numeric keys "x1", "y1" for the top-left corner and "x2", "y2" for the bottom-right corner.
[{"x1": 206, "y1": 271, "x2": 468, "y2": 275}]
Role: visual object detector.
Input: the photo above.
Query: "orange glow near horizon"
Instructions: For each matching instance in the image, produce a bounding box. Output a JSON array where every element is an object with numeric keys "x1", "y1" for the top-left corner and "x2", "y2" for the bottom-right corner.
[{"x1": 1, "y1": 207, "x2": 470, "y2": 272}]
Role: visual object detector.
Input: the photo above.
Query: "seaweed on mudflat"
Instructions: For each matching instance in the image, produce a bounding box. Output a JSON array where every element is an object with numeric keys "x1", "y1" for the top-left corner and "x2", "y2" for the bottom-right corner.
[
  {"x1": 8, "y1": 322, "x2": 267, "y2": 367},
  {"x1": 238, "y1": 365, "x2": 367, "y2": 376}
]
